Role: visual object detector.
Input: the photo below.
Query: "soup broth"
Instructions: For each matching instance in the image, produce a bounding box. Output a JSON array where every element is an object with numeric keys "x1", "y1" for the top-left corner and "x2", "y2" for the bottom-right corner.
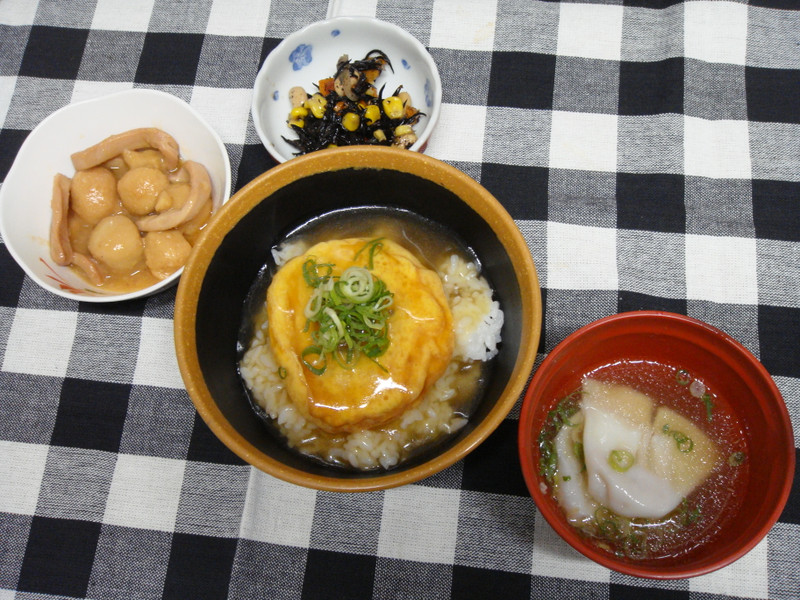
[{"x1": 539, "y1": 359, "x2": 749, "y2": 560}]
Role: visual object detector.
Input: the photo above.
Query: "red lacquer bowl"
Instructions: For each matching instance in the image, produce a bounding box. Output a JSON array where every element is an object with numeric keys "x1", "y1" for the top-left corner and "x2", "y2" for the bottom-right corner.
[{"x1": 518, "y1": 311, "x2": 794, "y2": 579}]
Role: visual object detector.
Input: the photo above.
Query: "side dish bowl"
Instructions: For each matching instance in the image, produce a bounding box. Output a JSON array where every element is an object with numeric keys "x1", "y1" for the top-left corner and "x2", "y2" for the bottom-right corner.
[
  {"x1": 175, "y1": 146, "x2": 541, "y2": 491},
  {"x1": 0, "y1": 88, "x2": 231, "y2": 302},
  {"x1": 518, "y1": 311, "x2": 794, "y2": 579},
  {"x1": 252, "y1": 16, "x2": 441, "y2": 163}
]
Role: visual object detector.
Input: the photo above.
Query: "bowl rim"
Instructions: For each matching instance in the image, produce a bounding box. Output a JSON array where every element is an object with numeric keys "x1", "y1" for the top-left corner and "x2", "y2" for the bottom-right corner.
[
  {"x1": 175, "y1": 145, "x2": 541, "y2": 491},
  {"x1": 517, "y1": 310, "x2": 795, "y2": 579},
  {"x1": 0, "y1": 88, "x2": 232, "y2": 303},
  {"x1": 251, "y1": 15, "x2": 443, "y2": 164}
]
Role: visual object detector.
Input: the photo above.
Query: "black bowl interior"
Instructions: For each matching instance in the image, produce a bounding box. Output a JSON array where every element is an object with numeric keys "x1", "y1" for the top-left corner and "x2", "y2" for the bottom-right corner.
[{"x1": 195, "y1": 167, "x2": 524, "y2": 478}]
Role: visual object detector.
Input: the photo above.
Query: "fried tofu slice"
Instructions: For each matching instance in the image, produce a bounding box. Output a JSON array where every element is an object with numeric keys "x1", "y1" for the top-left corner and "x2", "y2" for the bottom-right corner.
[{"x1": 267, "y1": 238, "x2": 454, "y2": 433}]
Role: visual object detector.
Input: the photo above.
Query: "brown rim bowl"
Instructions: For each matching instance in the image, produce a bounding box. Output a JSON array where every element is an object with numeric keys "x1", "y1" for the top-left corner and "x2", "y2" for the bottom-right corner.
[{"x1": 175, "y1": 146, "x2": 542, "y2": 491}]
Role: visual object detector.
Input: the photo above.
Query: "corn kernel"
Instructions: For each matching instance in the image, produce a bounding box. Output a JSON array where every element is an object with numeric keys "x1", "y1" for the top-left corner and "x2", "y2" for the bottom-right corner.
[
  {"x1": 304, "y1": 93, "x2": 327, "y2": 119},
  {"x1": 289, "y1": 106, "x2": 308, "y2": 119},
  {"x1": 382, "y1": 96, "x2": 404, "y2": 120},
  {"x1": 342, "y1": 112, "x2": 360, "y2": 132},
  {"x1": 288, "y1": 118, "x2": 304, "y2": 129},
  {"x1": 373, "y1": 129, "x2": 387, "y2": 142},
  {"x1": 364, "y1": 104, "x2": 380, "y2": 125},
  {"x1": 393, "y1": 125, "x2": 413, "y2": 136}
]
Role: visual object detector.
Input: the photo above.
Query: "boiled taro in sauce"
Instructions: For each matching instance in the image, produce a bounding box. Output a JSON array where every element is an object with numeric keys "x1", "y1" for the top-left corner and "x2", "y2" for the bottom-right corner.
[{"x1": 49, "y1": 127, "x2": 214, "y2": 293}]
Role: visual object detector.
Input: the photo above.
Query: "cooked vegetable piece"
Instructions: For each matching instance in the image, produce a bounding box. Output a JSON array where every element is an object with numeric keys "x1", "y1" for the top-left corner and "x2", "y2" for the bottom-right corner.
[
  {"x1": 88, "y1": 214, "x2": 144, "y2": 271},
  {"x1": 70, "y1": 167, "x2": 118, "y2": 225}
]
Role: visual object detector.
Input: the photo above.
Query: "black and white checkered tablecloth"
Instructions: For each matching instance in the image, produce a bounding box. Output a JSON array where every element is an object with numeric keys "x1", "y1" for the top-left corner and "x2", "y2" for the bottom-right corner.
[{"x1": 1, "y1": 1, "x2": 798, "y2": 598}]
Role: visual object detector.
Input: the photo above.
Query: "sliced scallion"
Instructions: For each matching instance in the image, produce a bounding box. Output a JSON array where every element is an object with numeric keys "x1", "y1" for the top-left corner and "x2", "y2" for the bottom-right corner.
[
  {"x1": 608, "y1": 449, "x2": 635, "y2": 472},
  {"x1": 299, "y1": 252, "x2": 393, "y2": 376}
]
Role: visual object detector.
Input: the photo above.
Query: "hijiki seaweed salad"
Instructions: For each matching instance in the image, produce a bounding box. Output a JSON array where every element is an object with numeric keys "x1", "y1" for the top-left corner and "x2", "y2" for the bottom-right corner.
[{"x1": 283, "y1": 50, "x2": 424, "y2": 155}]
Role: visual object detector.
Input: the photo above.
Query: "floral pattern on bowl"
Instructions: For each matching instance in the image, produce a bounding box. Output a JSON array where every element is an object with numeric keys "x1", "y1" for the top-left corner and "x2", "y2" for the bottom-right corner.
[{"x1": 289, "y1": 43, "x2": 313, "y2": 71}]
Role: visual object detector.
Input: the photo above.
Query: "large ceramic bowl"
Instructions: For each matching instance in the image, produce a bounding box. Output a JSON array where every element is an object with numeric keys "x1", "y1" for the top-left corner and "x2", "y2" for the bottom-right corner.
[
  {"x1": 0, "y1": 89, "x2": 231, "y2": 302},
  {"x1": 518, "y1": 311, "x2": 794, "y2": 579},
  {"x1": 252, "y1": 16, "x2": 441, "y2": 163},
  {"x1": 175, "y1": 146, "x2": 541, "y2": 491}
]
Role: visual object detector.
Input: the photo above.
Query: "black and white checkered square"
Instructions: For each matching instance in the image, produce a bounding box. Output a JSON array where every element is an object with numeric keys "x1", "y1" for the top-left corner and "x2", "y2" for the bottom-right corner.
[{"x1": 0, "y1": 0, "x2": 799, "y2": 598}]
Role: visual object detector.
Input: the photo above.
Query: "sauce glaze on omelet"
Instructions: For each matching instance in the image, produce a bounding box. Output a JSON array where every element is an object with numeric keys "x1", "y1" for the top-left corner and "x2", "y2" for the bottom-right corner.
[{"x1": 267, "y1": 237, "x2": 455, "y2": 433}]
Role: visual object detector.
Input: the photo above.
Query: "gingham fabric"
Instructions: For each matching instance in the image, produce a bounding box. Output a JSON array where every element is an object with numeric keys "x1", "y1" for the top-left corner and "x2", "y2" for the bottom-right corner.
[{"x1": 1, "y1": 1, "x2": 798, "y2": 599}]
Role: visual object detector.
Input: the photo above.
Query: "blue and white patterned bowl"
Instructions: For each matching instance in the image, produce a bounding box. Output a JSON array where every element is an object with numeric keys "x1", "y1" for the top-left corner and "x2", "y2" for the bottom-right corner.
[{"x1": 252, "y1": 17, "x2": 442, "y2": 163}]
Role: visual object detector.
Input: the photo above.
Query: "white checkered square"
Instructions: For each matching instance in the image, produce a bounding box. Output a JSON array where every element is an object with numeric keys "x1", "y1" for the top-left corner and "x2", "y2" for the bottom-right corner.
[
  {"x1": 0, "y1": 440, "x2": 49, "y2": 515},
  {"x1": 429, "y1": 0, "x2": 497, "y2": 52},
  {"x1": 531, "y1": 509, "x2": 609, "y2": 582},
  {"x1": 239, "y1": 469, "x2": 317, "y2": 548},
  {"x1": 91, "y1": 0, "x2": 156, "y2": 32},
  {"x1": 557, "y1": 3, "x2": 624, "y2": 61},
  {"x1": 427, "y1": 103, "x2": 487, "y2": 163},
  {"x1": 684, "y1": 116, "x2": 751, "y2": 180},
  {"x1": 0, "y1": 76, "x2": 16, "y2": 129},
  {"x1": 328, "y1": 0, "x2": 377, "y2": 19},
  {"x1": 71, "y1": 80, "x2": 134, "y2": 105},
  {"x1": 0, "y1": 0, "x2": 37, "y2": 26},
  {"x1": 239, "y1": 469, "x2": 317, "y2": 547},
  {"x1": 378, "y1": 485, "x2": 460, "y2": 564},
  {"x1": 3, "y1": 309, "x2": 77, "y2": 378},
  {"x1": 133, "y1": 317, "x2": 184, "y2": 389},
  {"x1": 688, "y1": 537, "x2": 768, "y2": 598},
  {"x1": 206, "y1": 0, "x2": 270, "y2": 37},
  {"x1": 548, "y1": 111, "x2": 618, "y2": 173},
  {"x1": 686, "y1": 234, "x2": 758, "y2": 305},
  {"x1": 684, "y1": 1, "x2": 748, "y2": 66},
  {"x1": 547, "y1": 221, "x2": 618, "y2": 291},
  {"x1": 190, "y1": 85, "x2": 251, "y2": 145},
  {"x1": 103, "y1": 454, "x2": 186, "y2": 532}
]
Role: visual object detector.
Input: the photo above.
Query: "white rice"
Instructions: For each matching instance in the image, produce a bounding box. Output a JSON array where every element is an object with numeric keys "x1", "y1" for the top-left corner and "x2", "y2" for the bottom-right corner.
[{"x1": 239, "y1": 253, "x2": 502, "y2": 470}]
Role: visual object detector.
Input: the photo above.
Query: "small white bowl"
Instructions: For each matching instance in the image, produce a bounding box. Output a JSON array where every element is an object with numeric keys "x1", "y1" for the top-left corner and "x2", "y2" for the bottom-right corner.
[
  {"x1": 0, "y1": 89, "x2": 231, "y2": 303},
  {"x1": 252, "y1": 16, "x2": 442, "y2": 163}
]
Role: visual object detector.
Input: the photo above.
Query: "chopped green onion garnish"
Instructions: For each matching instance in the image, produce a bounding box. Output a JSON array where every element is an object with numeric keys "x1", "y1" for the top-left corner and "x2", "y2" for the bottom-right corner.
[
  {"x1": 278, "y1": 366, "x2": 287, "y2": 379},
  {"x1": 608, "y1": 449, "x2": 635, "y2": 472},
  {"x1": 671, "y1": 431, "x2": 694, "y2": 453},
  {"x1": 301, "y1": 346, "x2": 327, "y2": 376},
  {"x1": 299, "y1": 251, "x2": 393, "y2": 376},
  {"x1": 675, "y1": 369, "x2": 691, "y2": 386},
  {"x1": 701, "y1": 392, "x2": 714, "y2": 422},
  {"x1": 729, "y1": 451, "x2": 746, "y2": 466},
  {"x1": 680, "y1": 497, "x2": 702, "y2": 525},
  {"x1": 354, "y1": 237, "x2": 385, "y2": 269}
]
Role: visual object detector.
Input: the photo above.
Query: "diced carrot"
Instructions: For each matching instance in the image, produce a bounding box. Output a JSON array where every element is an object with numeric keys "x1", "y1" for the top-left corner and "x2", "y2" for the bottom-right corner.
[{"x1": 318, "y1": 77, "x2": 335, "y2": 96}]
